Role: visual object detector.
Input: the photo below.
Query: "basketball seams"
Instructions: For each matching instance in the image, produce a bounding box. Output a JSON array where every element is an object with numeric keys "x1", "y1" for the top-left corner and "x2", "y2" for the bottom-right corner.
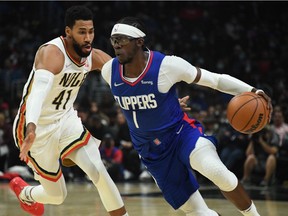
[
  {"x1": 230, "y1": 96, "x2": 256, "y2": 122},
  {"x1": 240, "y1": 98, "x2": 259, "y2": 132},
  {"x1": 227, "y1": 92, "x2": 268, "y2": 134}
]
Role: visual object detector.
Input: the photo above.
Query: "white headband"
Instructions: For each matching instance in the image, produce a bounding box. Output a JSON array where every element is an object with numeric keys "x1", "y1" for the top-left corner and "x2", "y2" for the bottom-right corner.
[{"x1": 111, "y1": 23, "x2": 146, "y2": 38}]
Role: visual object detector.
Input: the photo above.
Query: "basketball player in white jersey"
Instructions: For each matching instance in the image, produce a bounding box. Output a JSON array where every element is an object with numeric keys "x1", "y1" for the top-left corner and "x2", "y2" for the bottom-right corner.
[{"x1": 9, "y1": 5, "x2": 128, "y2": 216}]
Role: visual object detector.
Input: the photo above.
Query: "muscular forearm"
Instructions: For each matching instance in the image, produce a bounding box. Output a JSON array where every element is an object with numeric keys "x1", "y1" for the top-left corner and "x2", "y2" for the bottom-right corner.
[{"x1": 197, "y1": 69, "x2": 254, "y2": 95}]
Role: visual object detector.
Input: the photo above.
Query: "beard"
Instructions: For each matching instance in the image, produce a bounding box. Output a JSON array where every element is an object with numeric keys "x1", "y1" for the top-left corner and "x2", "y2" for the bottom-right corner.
[{"x1": 72, "y1": 38, "x2": 91, "y2": 58}]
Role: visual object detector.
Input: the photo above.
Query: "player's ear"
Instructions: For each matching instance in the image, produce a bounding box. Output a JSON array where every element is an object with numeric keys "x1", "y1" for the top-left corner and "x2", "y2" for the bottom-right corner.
[
  {"x1": 136, "y1": 38, "x2": 144, "y2": 47},
  {"x1": 65, "y1": 26, "x2": 72, "y2": 38}
]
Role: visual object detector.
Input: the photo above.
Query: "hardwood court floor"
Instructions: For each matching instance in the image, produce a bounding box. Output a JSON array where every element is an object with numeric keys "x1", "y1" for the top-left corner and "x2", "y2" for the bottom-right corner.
[{"x1": 1, "y1": 180, "x2": 288, "y2": 216}]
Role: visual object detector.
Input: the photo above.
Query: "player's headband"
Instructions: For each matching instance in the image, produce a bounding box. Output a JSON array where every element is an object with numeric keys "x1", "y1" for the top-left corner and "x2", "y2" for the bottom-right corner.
[{"x1": 111, "y1": 23, "x2": 146, "y2": 38}]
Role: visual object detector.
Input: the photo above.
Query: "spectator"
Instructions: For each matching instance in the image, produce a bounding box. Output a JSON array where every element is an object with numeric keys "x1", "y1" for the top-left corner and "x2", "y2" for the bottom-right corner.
[
  {"x1": 100, "y1": 133, "x2": 124, "y2": 182},
  {"x1": 270, "y1": 108, "x2": 288, "y2": 185},
  {"x1": 241, "y1": 126, "x2": 280, "y2": 187},
  {"x1": 86, "y1": 114, "x2": 111, "y2": 140},
  {"x1": 270, "y1": 108, "x2": 288, "y2": 146},
  {"x1": 0, "y1": 111, "x2": 11, "y2": 172},
  {"x1": 0, "y1": 111, "x2": 30, "y2": 181},
  {"x1": 90, "y1": 100, "x2": 110, "y2": 126}
]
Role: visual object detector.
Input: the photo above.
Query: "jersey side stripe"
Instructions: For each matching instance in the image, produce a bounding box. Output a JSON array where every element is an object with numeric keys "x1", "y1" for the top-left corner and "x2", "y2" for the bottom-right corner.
[
  {"x1": 60, "y1": 127, "x2": 91, "y2": 167},
  {"x1": 14, "y1": 71, "x2": 35, "y2": 148}
]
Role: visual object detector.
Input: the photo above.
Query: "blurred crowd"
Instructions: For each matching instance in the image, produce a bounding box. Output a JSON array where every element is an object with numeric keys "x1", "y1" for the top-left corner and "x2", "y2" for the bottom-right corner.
[{"x1": 1, "y1": 1, "x2": 288, "y2": 187}]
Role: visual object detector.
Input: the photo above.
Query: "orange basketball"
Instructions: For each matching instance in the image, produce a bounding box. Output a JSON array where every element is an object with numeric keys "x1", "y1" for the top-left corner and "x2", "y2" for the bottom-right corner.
[{"x1": 226, "y1": 92, "x2": 269, "y2": 134}]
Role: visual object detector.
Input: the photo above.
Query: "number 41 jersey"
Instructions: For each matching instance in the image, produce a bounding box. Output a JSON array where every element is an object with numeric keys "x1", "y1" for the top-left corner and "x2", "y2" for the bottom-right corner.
[
  {"x1": 110, "y1": 51, "x2": 184, "y2": 145},
  {"x1": 15, "y1": 36, "x2": 92, "y2": 125}
]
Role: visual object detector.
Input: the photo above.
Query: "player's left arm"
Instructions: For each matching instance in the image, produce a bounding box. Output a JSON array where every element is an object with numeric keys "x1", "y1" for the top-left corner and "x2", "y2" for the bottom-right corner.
[
  {"x1": 91, "y1": 48, "x2": 112, "y2": 72},
  {"x1": 160, "y1": 55, "x2": 272, "y2": 121}
]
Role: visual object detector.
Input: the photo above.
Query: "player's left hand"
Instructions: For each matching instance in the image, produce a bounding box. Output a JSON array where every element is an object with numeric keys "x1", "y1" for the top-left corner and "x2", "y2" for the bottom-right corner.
[
  {"x1": 179, "y1": 95, "x2": 191, "y2": 112},
  {"x1": 255, "y1": 90, "x2": 273, "y2": 123}
]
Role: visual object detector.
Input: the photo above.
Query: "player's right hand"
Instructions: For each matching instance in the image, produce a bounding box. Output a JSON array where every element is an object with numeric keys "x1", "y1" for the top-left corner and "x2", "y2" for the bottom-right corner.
[{"x1": 19, "y1": 123, "x2": 36, "y2": 162}]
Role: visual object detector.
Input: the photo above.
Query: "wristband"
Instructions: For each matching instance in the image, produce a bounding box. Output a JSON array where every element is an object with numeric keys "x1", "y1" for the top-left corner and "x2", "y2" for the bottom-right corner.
[{"x1": 251, "y1": 87, "x2": 264, "y2": 94}]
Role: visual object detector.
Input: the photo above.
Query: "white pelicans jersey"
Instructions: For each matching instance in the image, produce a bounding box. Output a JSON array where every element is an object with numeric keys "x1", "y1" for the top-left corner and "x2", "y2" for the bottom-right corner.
[{"x1": 15, "y1": 36, "x2": 92, "y2": 125}]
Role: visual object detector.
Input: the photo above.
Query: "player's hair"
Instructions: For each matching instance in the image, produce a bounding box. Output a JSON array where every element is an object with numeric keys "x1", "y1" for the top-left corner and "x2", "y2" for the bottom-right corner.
[
  {"x1": 65, "y1": 5, "x2": 93, "y2": 28},
  {"x1": 116, "y1": 17, "x2": 147, "y2": 37}
]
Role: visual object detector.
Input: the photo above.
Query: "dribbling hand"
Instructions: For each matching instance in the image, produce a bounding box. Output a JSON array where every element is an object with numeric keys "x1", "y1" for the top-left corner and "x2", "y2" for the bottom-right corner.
[{"x1": 255, "y1": 89, "x2": 273, "y2": 123}]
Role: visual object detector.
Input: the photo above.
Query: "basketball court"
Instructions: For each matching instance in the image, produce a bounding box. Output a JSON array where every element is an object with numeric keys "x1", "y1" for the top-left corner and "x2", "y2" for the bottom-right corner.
[{"x1": 1, "y1": 180, "x2": 287, "y2": 216}]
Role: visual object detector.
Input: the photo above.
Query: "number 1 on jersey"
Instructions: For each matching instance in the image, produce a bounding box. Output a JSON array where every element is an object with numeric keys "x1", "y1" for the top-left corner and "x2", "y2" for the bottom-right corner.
[{"x1": 133, "y1": 111, "x2": 139, "y2": 128}]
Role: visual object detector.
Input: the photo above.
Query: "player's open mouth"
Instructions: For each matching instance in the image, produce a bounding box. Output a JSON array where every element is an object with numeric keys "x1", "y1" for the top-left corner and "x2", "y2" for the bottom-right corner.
[{"x1": 84, "y1": 45, "x2": 91, "y2": 52}]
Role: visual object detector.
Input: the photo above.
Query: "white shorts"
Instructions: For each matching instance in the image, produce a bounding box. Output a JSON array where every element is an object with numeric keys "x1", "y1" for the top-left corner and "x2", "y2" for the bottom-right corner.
[{"x1": 13, "y1": 109, "x2": 91, "y2": 181}]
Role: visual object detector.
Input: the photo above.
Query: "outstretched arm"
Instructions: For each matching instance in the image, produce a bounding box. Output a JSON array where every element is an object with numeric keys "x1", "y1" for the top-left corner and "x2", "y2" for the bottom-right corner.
[
  {"x1": 195, "y1": 68, "x2": 273, "y2": 122},
  {"x1": 158, "y1": 55, "x2": 273, "y2": 121}
]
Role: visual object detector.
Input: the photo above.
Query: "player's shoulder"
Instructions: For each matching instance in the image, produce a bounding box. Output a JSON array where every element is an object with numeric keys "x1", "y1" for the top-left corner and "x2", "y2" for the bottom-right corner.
[
  {"x1": 35, "y1": 44, "x2": 64, "y2": 73},
  {"x1": 37, "y1": 44, "x2": 63, "y2": 59},
  {"x1": 163, "y1": 54, "x2": 184, "y2": 61},
  {"x1": 161, "y1": 54, "x2": 187, "y2": 67}
]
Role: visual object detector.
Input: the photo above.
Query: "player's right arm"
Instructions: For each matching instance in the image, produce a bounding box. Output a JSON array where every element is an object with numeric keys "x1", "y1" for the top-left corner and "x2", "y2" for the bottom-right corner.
[{"x1": 20, "y1": 45, "x2": 64, "y2": 162}]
